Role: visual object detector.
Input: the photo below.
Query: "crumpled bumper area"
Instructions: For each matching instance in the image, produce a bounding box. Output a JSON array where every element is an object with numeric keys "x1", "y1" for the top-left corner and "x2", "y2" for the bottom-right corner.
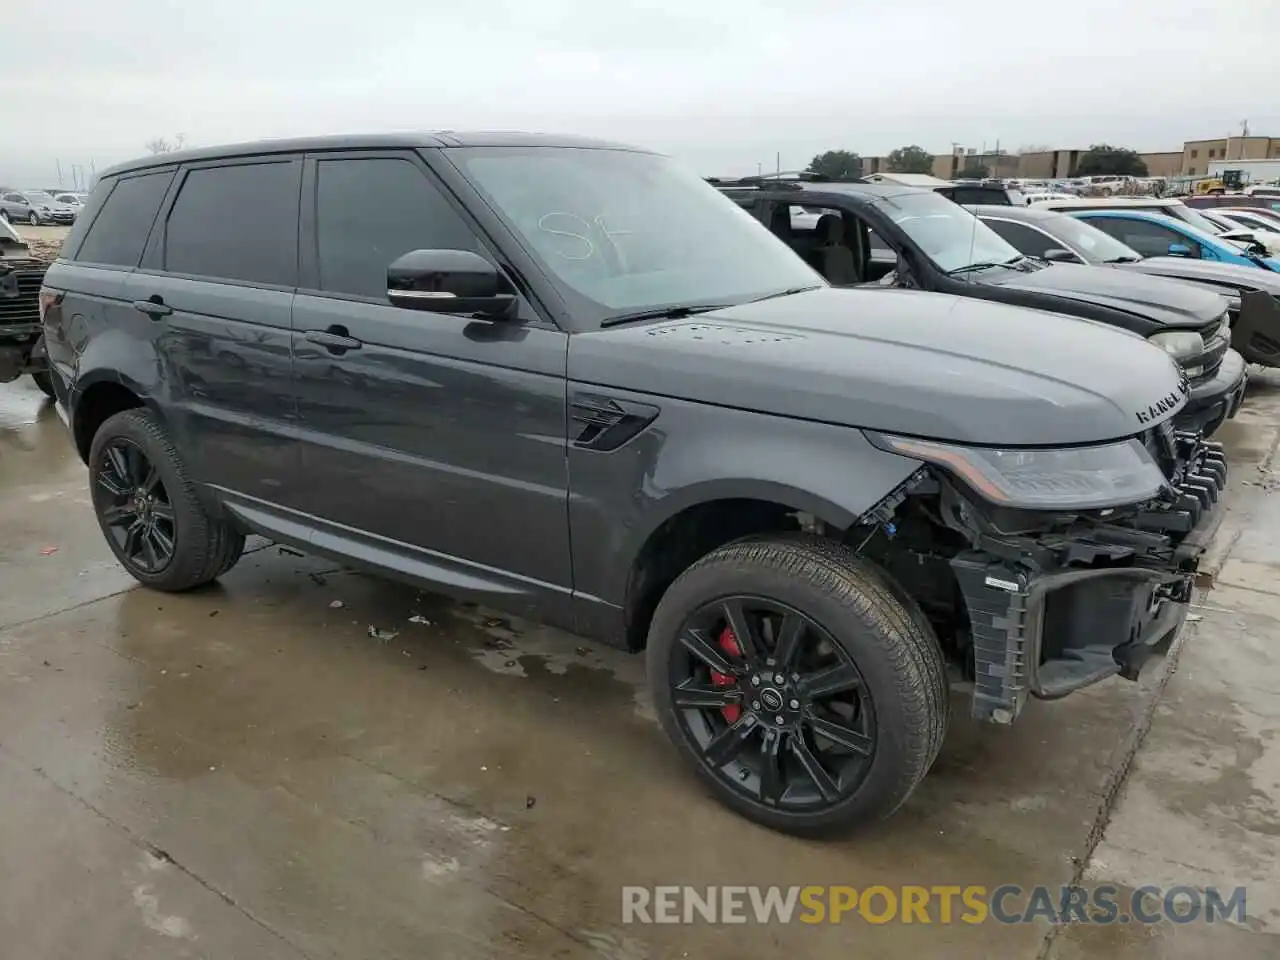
[{"x1": 954, "y1": 432, "x2": 1228, "y2": 724}]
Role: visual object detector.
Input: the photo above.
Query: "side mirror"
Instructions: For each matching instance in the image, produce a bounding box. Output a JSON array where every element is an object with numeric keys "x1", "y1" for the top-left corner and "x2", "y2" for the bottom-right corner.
[
  {"x1": 1042, "y1": 248, "x2": 1077, "y2": 263},
  {"x1": 387, "y1": 249, "x2": 518, "y2": 319},
  {"x1": 1167, "y1": 242, "x2": 1193, "y2": 257}
]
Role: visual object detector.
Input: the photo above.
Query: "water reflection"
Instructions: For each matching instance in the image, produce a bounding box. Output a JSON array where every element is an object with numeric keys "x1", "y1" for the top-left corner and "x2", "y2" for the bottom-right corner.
[{"x1": 0, "y1": 382, "x2": 77, "y2": 486}]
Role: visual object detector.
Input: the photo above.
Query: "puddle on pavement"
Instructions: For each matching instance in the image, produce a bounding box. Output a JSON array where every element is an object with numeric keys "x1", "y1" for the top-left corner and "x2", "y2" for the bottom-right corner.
[{"x1": 0, "y1": 384, "x2": 77, "y2": 485}]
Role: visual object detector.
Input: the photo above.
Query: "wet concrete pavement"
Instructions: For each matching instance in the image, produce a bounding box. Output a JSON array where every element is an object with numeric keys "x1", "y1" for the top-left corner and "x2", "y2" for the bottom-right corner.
[{"x1": 1, "y1": 372, "x2": 1277, "y2": 959}]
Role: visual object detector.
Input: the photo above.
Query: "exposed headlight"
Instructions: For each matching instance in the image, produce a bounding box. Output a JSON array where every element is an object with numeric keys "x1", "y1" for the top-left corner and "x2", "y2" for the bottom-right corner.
[
  {"x1": 1148, "y1": 330, "x2": 1204, "y2": 361},
  {"x1": 869, "y1": 434, "x2": 1168, "y2": 510}
]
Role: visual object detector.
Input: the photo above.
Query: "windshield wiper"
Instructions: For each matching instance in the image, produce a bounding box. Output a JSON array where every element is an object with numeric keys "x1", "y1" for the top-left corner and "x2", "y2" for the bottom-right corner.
[
  {"x1": 600, "y1": 303, "x2": 732, "y2": 327},
  {"x1": 947, "y1": 257, "x2": 1020, "y2": 277},
  {"x1": 748, "y1": 284, "x2": 824, "y2": 303},
  {"x1": 1104, "y1": 256, "x2": 1141, "y2": 263}
]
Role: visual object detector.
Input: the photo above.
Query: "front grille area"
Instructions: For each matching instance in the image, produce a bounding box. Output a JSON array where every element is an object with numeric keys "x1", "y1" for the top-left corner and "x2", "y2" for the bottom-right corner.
[
  {"x1": 1141, "y1": 420, "x2": 1180, "y2": 480},
  {"x1": 0, "y1": 261, "x2": 48, "y2": 328},
  {"x1": 1190, "y1": 312, "x2": 1230, "y2": 382}
]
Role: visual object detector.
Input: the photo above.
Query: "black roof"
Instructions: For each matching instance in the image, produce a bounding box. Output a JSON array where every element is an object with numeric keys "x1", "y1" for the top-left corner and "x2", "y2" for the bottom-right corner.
[
  {"x1": 98, "y1": 131, "x2": 653, "y2": 180},
  {"x1": 965, "y1": 204, "x2": 1064, "y2": 222}
]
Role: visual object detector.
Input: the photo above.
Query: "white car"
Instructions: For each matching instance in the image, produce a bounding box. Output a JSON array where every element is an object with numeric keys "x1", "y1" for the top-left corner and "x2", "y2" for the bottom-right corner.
[{"x1": 1197, "y1": 208, "x2": 1280, "y2": 256}]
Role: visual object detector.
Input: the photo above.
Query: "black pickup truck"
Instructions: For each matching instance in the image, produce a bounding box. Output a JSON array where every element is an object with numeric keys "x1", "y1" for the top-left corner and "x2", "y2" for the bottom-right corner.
[
  {"x1": 42, "y1": 133, "x2": 1226, "y2": 834},
  {"x1": 720, "y1": 180, "x2": 1246, "y2": 438}
]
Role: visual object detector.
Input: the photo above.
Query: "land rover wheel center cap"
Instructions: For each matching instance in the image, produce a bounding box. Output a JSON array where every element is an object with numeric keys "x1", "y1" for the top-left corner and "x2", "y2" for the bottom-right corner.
[{"x1": 760, "y1": 688, "x2": 784, "y2": 711}]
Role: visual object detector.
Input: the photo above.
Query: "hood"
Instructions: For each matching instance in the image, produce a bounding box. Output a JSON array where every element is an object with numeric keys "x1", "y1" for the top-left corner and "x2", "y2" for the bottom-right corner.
[
  {"x1": 983, "y1": 261, "x2": 1227, "y2": 330},
  {"x1": 569, "y1": 287, "x2": 1187, "y2": 446},
  {"x1": 1119, "y1": 256, "x2": 1280, "y2": 294}
]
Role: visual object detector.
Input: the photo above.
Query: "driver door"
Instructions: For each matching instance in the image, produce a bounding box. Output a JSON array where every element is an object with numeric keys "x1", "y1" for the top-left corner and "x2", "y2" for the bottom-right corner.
[{"x1": 288, "y1": 151, "x2": 573, "y2": 592}]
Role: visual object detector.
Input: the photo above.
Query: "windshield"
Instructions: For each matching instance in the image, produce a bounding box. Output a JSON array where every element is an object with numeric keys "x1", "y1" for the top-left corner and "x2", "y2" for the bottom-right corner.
[
  {"x1": 1048, "y1": 215, "x2": 1143, "y2": 263},
  {"x1": 25, "y1": 191, "x2": 55, "y2": 203},
  {"x1": 450, "y1": 147, "x2": 821, "y2": 323},
  {"x1": 875, "y1": 190, "x2": 1022, "y2": 272},
  {"x1": 1165, "y1": 201, "x2": 1231, "y2": 236}
]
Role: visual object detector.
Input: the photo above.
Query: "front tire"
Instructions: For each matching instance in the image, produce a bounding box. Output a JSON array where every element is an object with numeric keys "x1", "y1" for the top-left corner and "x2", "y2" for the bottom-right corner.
[
  {"x1": 27, "y1": 211, "x2": 38, "y2": 226},
  {"x1": 647, "y1": 535, "x2": 949, "y2": 836},
  {"x1": 88, "y1": 409, "x2": 245, "y2": 591}
]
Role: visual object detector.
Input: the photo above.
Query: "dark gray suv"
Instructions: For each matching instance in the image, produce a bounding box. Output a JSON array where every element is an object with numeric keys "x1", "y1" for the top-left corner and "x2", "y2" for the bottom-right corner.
[{"x1": 39, "y1": 133, "x2": 1226, "y2": 835}]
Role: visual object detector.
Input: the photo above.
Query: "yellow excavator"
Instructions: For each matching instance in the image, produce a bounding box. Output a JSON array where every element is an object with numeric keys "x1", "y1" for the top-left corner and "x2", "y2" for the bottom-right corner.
[{"x1": 1194, "y1": 169, "x2": 1244, "y2": 195}]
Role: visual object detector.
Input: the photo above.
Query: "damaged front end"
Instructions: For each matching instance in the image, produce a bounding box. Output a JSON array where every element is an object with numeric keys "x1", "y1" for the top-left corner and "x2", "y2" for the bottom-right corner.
[
  {"x1": 856, "y1": 423, "x2": 1227, "y2": 724},
  {"x1": 1232, "y1": 289, "x2": 1280, "y2": 367},
  {"x1": 0, "y1": 253, "x2": 50, "y2": 382}
]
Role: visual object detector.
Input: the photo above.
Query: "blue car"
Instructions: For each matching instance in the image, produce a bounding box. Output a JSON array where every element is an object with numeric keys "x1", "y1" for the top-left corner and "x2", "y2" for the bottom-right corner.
[{"x1": 1067, "y1": 209, "x2": 1280, "y2": 272}]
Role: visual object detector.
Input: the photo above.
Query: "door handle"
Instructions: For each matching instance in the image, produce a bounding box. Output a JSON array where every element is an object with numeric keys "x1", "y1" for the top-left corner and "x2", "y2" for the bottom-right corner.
[
  {"x1": 304, "y1": 326, "x2": 362, "y2": 353},
  {"x1": 132, "y1": 298, "x2": 173, "y2": 318}
]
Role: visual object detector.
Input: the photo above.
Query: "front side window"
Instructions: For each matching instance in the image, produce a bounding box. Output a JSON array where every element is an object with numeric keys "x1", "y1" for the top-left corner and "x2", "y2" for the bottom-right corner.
[
  {"x1": 450, "y1": 147, "x2": 820, "y2": 324},
  {"x1": 314, "y1": 157, "x2": 480, "y2": 300},
  {"x1": 982, "y1": 219, "x2": 1064, "y2": 260},
  {"x1": 1042, "y1": 215, "x2": 1143, "y2": 263},
  {"x1": 1085, "y1": 217, "x2": 1196, "y2": 259},
  {"x1": 74, "y1": 172, "x2": 174, "y2": 267},
  {"x1": 165, "y1": 161, "x2": 299, "y2": 286},
  {"x1": 872, "y1": 190, "x2": 1022, "y2": 273}
]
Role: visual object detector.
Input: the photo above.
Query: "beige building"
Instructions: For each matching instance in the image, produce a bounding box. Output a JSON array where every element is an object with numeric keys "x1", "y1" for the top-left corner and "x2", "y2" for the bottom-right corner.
[
  {"x1": 858, "y1": 135, "x2": 1278, "y2": 182},
  {"x1": 860, "y1": 148, "x2": 1016, "y2": 180},
  {"x1": 1138, "y1": 151, "x2": 1183, "y2": 178},
  {"x1": 1182, "y1": 137, "x2": 1280, "y2": 176},
  {"x1": 1016, "y1": 149, "x2": 1082, "y2": 179}
]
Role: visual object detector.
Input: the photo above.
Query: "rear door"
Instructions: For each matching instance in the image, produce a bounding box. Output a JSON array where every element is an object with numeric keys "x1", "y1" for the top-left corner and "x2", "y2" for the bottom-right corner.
[
  {"x1": 127, "y1": 156, "x2": 304, "y2": 506},
  {"x1": 289, "y1": 150, "x2": 572, "y2": 592}
]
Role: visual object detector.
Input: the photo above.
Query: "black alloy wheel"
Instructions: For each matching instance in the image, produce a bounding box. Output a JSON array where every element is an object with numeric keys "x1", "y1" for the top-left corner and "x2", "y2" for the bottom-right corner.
[
  {"x1": 94, "y1": 439, "x2": 177, "y2": 574},
  {"x1": 668, "y1": 596, "x2": 876, "y2": 811},
  {"x1": 647, "y1": 535, "x2": 949, "y2": 835}
]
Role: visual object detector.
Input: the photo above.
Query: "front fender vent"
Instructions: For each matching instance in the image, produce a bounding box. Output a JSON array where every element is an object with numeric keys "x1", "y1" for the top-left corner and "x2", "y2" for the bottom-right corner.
[{"x1": 570, "y1": 393, "x2": 659, "y2": 452}]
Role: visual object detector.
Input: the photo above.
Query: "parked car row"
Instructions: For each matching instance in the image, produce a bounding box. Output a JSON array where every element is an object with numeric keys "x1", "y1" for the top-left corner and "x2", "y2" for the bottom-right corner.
[
  {"x1": 0, "y1": 189, "x2": 79, "y2": 225},
  {"x1": 721, "y1": 178, "x2": 1255, "y2": 438},
  {"x1": 30, "y1": 133, "x2": 1239, "y2": 836}
]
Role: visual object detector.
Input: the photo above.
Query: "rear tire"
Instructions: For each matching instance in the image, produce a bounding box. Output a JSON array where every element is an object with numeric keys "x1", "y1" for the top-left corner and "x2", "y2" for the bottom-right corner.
[
  {"x1": 647, "y1": 534, "x2": 949, "y2": 836},
  {"x1": 0, "y1": 210, "x2": 8, "y2": 222},
  {"x1": 88, "y1": 408, "x2": 245, "y2": 591},
  {"x1": 30, "y1": 370, "x2": 56, "y2": 398}
]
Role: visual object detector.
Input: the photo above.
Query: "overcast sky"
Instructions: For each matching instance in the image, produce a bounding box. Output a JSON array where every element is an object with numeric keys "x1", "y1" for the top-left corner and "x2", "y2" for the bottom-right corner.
[{"x1": 8, "y1": 0, "x2": 1278, "y2": 187}]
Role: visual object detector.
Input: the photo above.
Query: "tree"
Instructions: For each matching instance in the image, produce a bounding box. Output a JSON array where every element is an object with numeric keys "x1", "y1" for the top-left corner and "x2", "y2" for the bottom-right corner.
[
  {"x1": 805, "y1": 150, "x2": 862, "y2": 180},
  {"x1": 958, "y1": 163, "x2": 990, "y2": 180},
  {"x1": 144, "y1": 133, "x2": 187, "y2": 155},
  {"x1": 1075, "y1": 144, "x2": 1148, "y2": 177},
  {"x1": 887, "y1": 145, "x2": 934, "y2": 175}
]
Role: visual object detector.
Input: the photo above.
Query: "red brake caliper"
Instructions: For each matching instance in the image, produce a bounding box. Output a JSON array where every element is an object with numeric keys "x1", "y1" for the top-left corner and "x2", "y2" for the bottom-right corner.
[{"x1": 712, "y1": 626, "x2": 742, "y2": 723}]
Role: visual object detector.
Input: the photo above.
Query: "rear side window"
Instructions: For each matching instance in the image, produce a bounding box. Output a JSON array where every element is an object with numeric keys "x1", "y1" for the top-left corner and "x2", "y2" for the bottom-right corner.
[
  {"x1": 314, "y1": 157, "x2": 480, "y2": 299},
  {"x1": 73, "y1": 172, "x2": 173, "y2": 267},
  {"x1": 165, "y1": 161, "x2": 299, "y2": 286}
]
